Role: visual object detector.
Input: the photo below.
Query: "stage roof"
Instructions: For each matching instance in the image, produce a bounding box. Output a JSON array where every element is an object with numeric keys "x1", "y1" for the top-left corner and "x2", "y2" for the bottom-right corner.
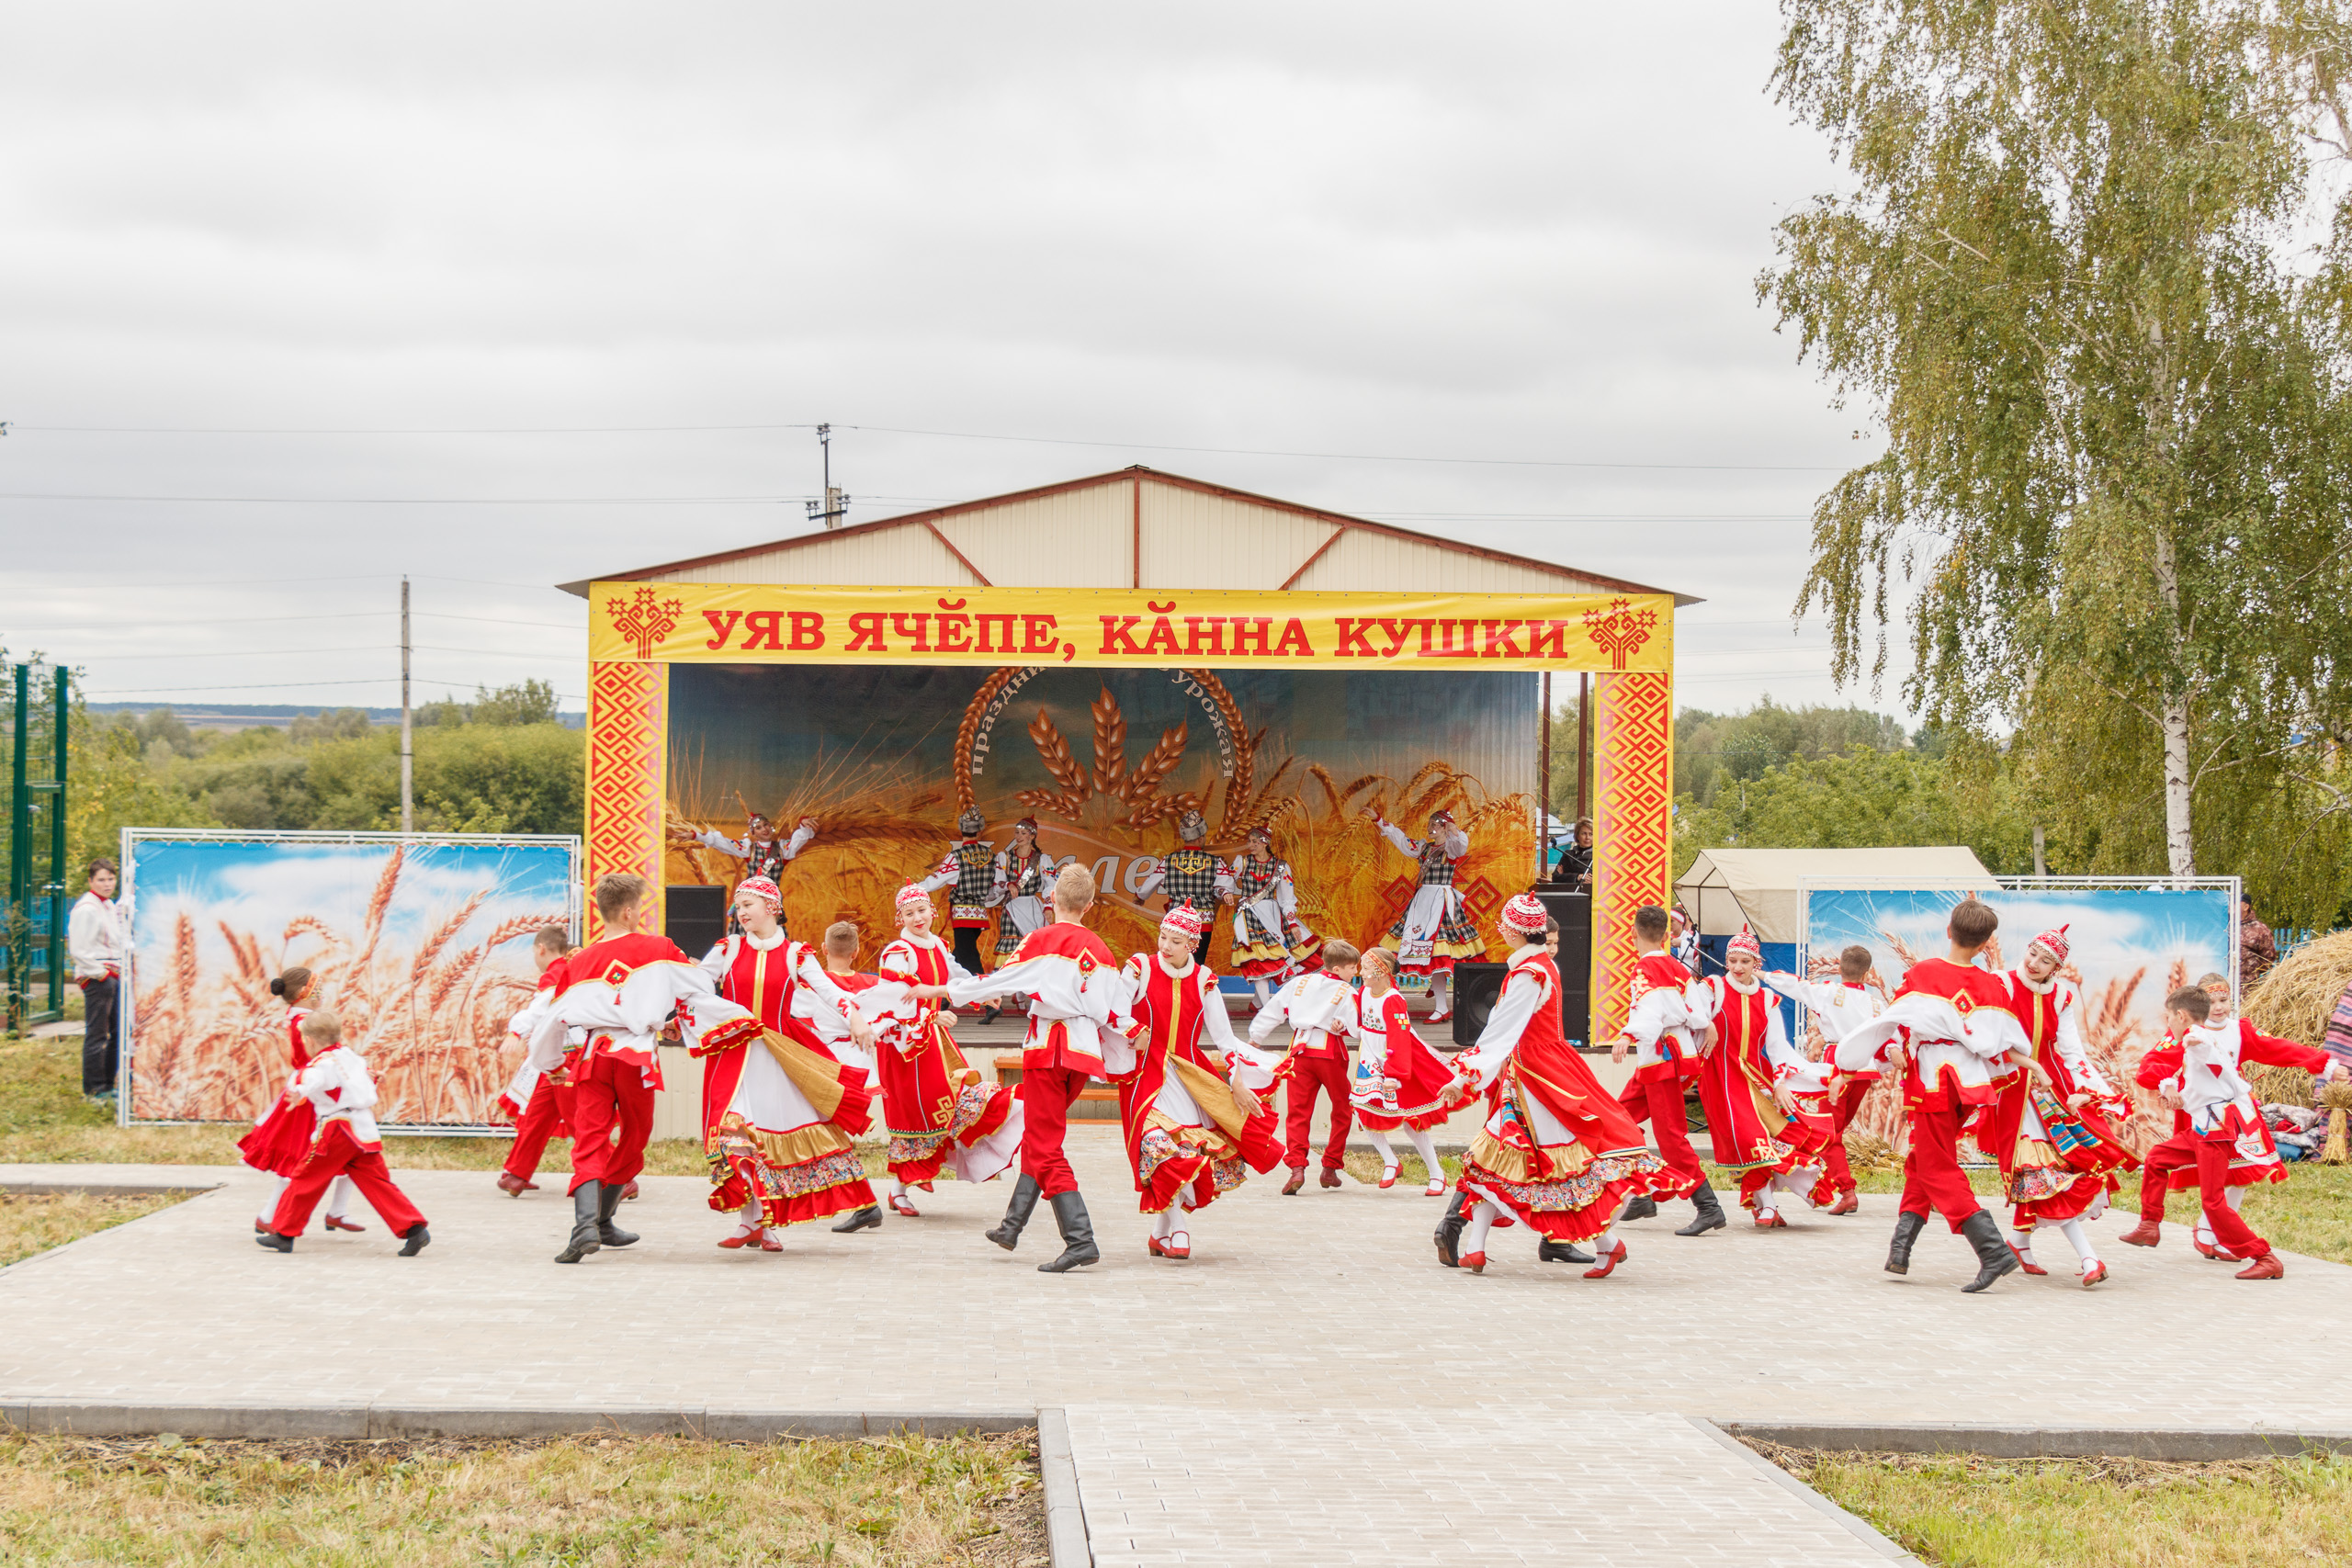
[
  {"x1": 1676, "y1": 846, "x2": 1997, "y2": 943},
  {"x1": 559, "y1": 466, "x2": 1699, "y2": 604}
]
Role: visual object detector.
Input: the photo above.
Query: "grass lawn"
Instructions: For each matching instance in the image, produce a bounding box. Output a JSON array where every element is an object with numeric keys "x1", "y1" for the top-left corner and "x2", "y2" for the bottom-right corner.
[
  {"x1": 1759, "y1": 1443, "x2": 2352, "y2": 1568},
  {"x1": 0, "y1": 1431, "x2": 1045, "y2": 1567},
  {"x1": 0, "y1": 1191, "x2": 186, "y2": 1267}
]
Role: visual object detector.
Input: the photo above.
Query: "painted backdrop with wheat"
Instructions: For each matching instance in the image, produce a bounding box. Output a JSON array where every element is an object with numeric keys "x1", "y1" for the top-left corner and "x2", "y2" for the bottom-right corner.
[{"x1": 125, "y1": 838, "x2": 574, "y2": 1127}]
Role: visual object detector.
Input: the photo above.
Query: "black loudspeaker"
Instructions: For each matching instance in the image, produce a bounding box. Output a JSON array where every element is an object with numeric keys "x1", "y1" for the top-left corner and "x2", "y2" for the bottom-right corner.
[
  {"x1": 1450, "y1": 963, "x2": 1507, "y2": 1046},
  {"x1": 666, "y1": 884, "x2": 728, "y2": 960},
  {"x1": 1536, "y1": 891, "x2": 1593, "y2": 1044}
]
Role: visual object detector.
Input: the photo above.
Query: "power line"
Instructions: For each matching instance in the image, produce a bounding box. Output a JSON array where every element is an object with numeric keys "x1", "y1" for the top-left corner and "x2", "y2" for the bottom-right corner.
[{"x1": 0, "y1": 491, "x2": 799, "y2": 505}]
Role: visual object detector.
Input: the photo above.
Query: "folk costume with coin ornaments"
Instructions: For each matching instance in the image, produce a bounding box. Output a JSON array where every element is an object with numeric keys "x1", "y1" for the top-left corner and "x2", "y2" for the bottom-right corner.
[{"x1": 918, "y1": 809, "x2": 999, "y2": 978}]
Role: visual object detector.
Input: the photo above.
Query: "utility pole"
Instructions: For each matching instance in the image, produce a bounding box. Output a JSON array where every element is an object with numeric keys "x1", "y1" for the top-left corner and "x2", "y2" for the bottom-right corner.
[
  {"x1": 400, "y1": 576, "x2": 413, "y2": 834},
  {"x1": 805, "y1": 423, "x2": 850, "y2": 530}
]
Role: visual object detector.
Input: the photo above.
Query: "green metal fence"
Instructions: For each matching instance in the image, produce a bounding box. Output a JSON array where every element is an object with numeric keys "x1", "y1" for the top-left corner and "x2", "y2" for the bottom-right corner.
[{"x1": 3, "y1": 665, "x2": 70, "y2": 1031}]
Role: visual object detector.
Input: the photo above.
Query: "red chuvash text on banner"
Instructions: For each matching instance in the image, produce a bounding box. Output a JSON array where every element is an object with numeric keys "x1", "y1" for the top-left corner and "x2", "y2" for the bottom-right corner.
[
  {"x1": 588, "y1": 582, "x2": 1671, "y2": 675},
  {"x1": 586, "y1": 660, "x2": 668, "y2": 940},
  {"x1": 1588, "y1": 671, "x2": 1673, "y2": 1042}
]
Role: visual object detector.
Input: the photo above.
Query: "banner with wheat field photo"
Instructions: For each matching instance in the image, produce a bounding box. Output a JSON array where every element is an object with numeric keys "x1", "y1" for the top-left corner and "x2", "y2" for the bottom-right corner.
[
  {"x1": 663, "y1": 663, "x2": 1541, "y2": 974},
  {"x1": 1802, "y1": 884, "x2": 2237, "y2": 1158},
  {"x1": 122, "y1": 834, "x2": 581, "y2": 1129}
]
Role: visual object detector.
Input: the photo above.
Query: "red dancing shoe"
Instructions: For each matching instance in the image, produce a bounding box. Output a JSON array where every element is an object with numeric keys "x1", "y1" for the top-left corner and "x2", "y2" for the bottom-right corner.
[
  {"x1": 1378, "y1": 1168, "x2": 1399, "y2": 1190},
  {"x1": 1319, "y1": 1168, "x2": 1343, "y2": 1190},
  {"x1": 1461, "y1": 1250, "x2": 1487, "y2": 1274},
  {"x1": 1423, "y1": 1177, "x2": 1448, "y2": 1197},
  {"x1": 2116, "y1": 1219, "x2": 2163, "y2": 1248},
  {"x1": 915, "y1": 1181, "x2": 935, "y2": 1193},
  {"x1": 717, "y1": 1225, "x2": 761, "y2": 1249},
  {"x1": 759, "y1": 1228, "x2": 785, "y2": 1253},
  {"x1": 1754, "y1": 1211, "x2": 1787, "y2": 1229},
  {"x1": 1147, "y1": 1235, "x2": 1165, "y2": 1257},
  {"x1": 2234, "y1": 1254, "x2": 2283, "y2": 1280},
  {"x1": 888, "y1": 1194, "x2": 921, "y2": 1218},
  {"x1": 496, "y1": 1171, "x2": 531, "y2": 1198},
  {"x1": 2080, "y1": 1260, "x2": 2109, "y2": 1289},
  {"x1": 1425, "y1": 1007, "x2": 1453, "y2": 1025},
  {"x1": 324, "y1": 1216, "x2": 367, "y2": 1233},
  {"x1": 1162, "y1": 1231, "x2": 1190, "y2": 1260},
  {"x1": 2008, "y1": 1243, "x2": 2047, "y2": 1276},
  {"x1": 622, "y1": 1180, "x2": 640, "y2": 1201},
  {"x1": 2192, "y1": 1235, "x2": 2218, "y2": 1258},
  {"x1": 1282, "y1": 1169, "x2": 1306, "y2": 1195},
  {"x1": 1826, "y1": 1190, "x2": 1860, "y2": 1215},
  {"x1": 1582, "y1": 1240, "x2": 1628, "y2": 1279}
]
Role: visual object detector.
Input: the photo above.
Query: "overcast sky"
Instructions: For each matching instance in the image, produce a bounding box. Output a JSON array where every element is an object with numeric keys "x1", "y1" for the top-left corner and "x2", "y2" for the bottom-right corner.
[{"x1": 0, "y1": 2, "x2": 1905, "y2": 723}]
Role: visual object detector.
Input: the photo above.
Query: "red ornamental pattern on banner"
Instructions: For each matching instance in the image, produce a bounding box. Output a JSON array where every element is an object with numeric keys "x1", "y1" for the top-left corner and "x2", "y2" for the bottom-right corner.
[
  {"x1": 1589, "y1": 670, "x2": 1673, "y2": 1041},
  {"x1": 586, "y1": 660, "x2": 668, "y2": 940}
]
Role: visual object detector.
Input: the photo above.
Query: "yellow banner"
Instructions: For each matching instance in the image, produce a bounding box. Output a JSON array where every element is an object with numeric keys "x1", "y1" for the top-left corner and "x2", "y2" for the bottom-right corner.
[{"x1": 590, "y1": 582, "x2": 1672, "y2": 672}]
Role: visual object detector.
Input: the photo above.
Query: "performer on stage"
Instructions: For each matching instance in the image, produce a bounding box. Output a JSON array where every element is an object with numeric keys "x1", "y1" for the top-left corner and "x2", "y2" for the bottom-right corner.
[
  {"x1": 255, "y1": 1010, "x2": 430, "y2": 1256},
  {"x1": 1760, "y1": 944, "x2": 1886, "y2": 1215},
  {"x1": 981, "y1": 817, "x2": 1059, "y2": 1023},
  {"x1": 1611, "y1": 904, "x2": 1718, "y2": 1233},
  {"x1": 1107, "y1": 904, "x2": 1287, "y2": 1260},
  {"x1": 494, "y1": 925, "x2": 578, "y2": 1198},
  {"x1": 1250, "y1": 942, "x2": 1364, "y2": 1193},
  {"x1": 1139, "y1": 808, "x2": 1230, "y2": 968},
  {"x1": 693, "y1": 879, "x2": 884, "y2": 1248},
  {"x1": 1986, "y1": 924, "x2": 2138, "y2": 1285},
  {"x1": 928, "y1": 863, "x2": 1122, "y2": 1273},
  {"x1": 1224, "y1": 825, "x2": 1320, "y2": 1005},
  {"x1": 1437, "y1": 894, "x2": 1672, "y2": 1277},
  {"x1": 236, "y1": 965, "x2": 360, "y2": 1235},
  {"x1": 1350, "y1": 948, "x2": 1453, "y2": 1196},
  {"x1": 1373, "y1": 807, "x2": 1479, "y2": 1022},
  {"x1": 919, "y1": 809, "x2": 999, "y2": 978},
  {"x1": 669, "y1": 812, "x2": 818, "y2": 931},
  {"x1": 2119, "y1": 986, "x2": 2346, "y2": 1278},
  {"x1": 1695, "y1": 927, "x2": 1834, "y2": 1228},
  {"x1": 874, "y1": 883, "x2": 1024, "y2": 1216},
  {"x1": 1835, "y1": 897, "x2": 2039, "y2": 1292}
]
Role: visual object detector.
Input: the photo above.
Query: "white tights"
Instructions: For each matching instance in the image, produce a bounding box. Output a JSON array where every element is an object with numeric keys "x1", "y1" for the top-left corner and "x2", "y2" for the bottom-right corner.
[
  {"x1": 1252, "y1": 978, "x2": 1275, "y2": 1007},
  {"x1": 1427, "y1": 974, "x2": 1451, "y2": 1010},
  {"x1": 256, "y1": 1172, "x2": 353, "y2": 1226},
  {"x1": 1363, "y1": 1125, "x2": 1442, "y2": 1176},
  {"x1": 1464, "y1": 1198, "x2": 1498, "y2": 1255},
  {"x1": 2011, "y1": 1216, "x2": 2105, "y2": 1269},
  {"x1": 1751, "y1": 1170, "x2": 1813, "y2": 1218}
]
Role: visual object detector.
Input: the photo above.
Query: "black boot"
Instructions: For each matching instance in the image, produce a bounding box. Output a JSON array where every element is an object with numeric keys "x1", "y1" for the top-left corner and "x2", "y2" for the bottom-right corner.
[
  {"x1": 1884, "y1": 1210, "x2": 1927, "y2": 1275},
  {"x1": 398, "y1": 1223, "x2": 430, "y2": 1257},
  {"x1": 1037, "y1": 1191, "x2": 1100, "y2": 1272},
  {"x1": 595, "y1": 1181, "x2": 639, "y2": 1248},
  {"x1": 1620, "y1": 1195, "x2": 1659, "y2": 1223},
  {"x1": 986, "y1": 1175, "x2": 1041, "y2": 1251},
  {"x1": 832, "y1": 1205, "x2": 883, "y2": 1233},
  {"x1": 1538, "y1": 1238, "x2": 1595, "y2": 1265},
  {"x1": 1959, "y1": 1210, "x2": 2019, "y2": 1293},
  {"x1": 555, "y1": 1181, "x2": 604, "y2": 1264},
  {"x1": 1674, "y1": 1183, "x2": 1726, "y2": 1236},
  {"x1": 255, "y1": 1231, "x2": 293, "y2": 1254},
  {"x1": 1434, "y1": 1190, "x2": 1466, "y2": 1268}
]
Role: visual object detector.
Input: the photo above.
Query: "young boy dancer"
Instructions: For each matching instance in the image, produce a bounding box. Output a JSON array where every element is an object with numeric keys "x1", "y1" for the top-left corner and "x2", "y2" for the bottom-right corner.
[
  {"x1": 1611, "y1": 904, "x2": 1717, "y2": 1234},
  {"x1": 1760, "y1": 943, "x2": 1886, "y2": 1214},
  {"x1": 1109, "y1": 904, "x2": 1287, "y2": 1260},
  {"x1": 918, "y1": 809, "x2": 999, "y2": 979},
  {"x1": 1250, "y1": 942, "x2": 1364, "y2": 1193},
  {"x1": 2157, "y1": 973, "x2": 2292, "y2": 1258},
  {"x1": 1835, "y1": 897, "x2": 2038, "y2": 1292},
  {"x1": 495, "y1": 926, "x2": 577, "y2": 1198},
  {"x1": 238, "y1": 965, "x2": 360, "y2": 1235},
  {"x1": 2118, "y1": 985, "x2": 2346, "y2": 1278},
  {"x1": 1439, "y1": 895, "x2": 1671, "y2": 1277},
  {"x1": 255, "y1": 1010, "x2": 430, "y2": 1256},
  {"x1": 875, "y1": 884, "x2": 1024, "y2": 1216},
  {"x1": 1350, "y1": 948, "x2": 1454, "y2": 1196},
  {"x1": 927, "y1": 863, "x2": 1123, "y2": 1273},
  {"x1": 1989, "y1": 924, "x2": 2138, "y2": 1286},
  {"x1": 1696, "y1": 927, "x2": 1831, "y2": 1228}
]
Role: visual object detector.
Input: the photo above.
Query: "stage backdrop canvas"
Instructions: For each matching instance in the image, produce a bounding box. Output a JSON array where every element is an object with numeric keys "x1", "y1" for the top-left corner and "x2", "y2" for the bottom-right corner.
[
  {"x1": 122, "y1": 833, "x2": 579, "y2": 1129},
  {"x1": 1803, "y1": 883, "x2": 2236, "y2": 1152},
  {"x1": 663, "y1": 663, "x2": 1540, "y2": 970}
]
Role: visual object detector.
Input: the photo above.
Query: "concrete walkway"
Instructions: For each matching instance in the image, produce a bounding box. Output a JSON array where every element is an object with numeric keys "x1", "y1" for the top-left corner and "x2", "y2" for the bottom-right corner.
[{"x1": 2, "y1": 1138, "x2": 2344, "y2": 1563}]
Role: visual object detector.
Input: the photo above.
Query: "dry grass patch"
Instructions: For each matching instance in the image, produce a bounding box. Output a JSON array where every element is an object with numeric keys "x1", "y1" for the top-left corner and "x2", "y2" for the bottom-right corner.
[
  {"x1": 0, "y1": 1430, "x2": 1045, "y2": 1567},
  {"x1": 1756, "y1": 1441, "x2": 2352, "y2": 1567},
  {"x1": 0, "y1": 1192, "x2": 186, "y2": 1267}
]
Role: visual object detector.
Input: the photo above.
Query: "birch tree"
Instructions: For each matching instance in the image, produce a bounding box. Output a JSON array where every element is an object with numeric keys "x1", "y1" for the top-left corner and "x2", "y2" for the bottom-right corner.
[{"x1": 1761, "y1": 0, "x2": 2352, "y2": 884}]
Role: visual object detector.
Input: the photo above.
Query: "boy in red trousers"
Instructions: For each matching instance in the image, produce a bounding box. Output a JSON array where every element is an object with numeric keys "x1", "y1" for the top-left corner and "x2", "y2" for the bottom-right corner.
[
  {"x1": 256, "y1": 1010, "x2": 430, "y2": 1256},
  {"x1": 1611, "y1": 904, "x2": 1718, "y2": 1234},
  {"x1": 2117, "y1": 986, "x2": 2346, "y2": 1279}
]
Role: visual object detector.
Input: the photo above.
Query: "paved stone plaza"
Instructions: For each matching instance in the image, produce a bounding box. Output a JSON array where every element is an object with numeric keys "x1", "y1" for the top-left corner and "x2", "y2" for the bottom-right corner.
[{"x1": 4, "y1": 1135, "x2": 2346, "y2": 1564}]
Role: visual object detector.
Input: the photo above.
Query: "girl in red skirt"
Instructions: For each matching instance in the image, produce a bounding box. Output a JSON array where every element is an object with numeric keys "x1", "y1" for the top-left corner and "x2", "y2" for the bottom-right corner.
[
  {"x1": 236, "y1": 966, "x2": 359, "y2": 1235},
  {"x1": 1350, "y1": 949, "x2": 1455, "y2": 1195}
]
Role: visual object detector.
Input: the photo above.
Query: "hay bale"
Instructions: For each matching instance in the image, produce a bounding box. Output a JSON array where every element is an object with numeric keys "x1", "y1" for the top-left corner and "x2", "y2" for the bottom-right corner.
[{"x1": 2242, "y1": 929, "x2": 2352, "y2": 1106}]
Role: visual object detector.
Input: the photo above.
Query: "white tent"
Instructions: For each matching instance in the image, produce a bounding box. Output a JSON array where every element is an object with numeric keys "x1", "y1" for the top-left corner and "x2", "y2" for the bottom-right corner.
[{"x1": 1675, "y1": 847, "x2": 1996, "y2": 944}]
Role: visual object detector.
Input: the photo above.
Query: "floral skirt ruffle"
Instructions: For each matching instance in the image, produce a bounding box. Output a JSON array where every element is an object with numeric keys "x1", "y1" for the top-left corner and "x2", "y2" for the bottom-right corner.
[
  {"x1": 1459, "y1": 1145, "x2": 1674, "y2": 1244},
  {"x1": 707, "y1": 1115, "x2": 875, "y2": 1228},
  {"x1": 1135, "y1": 1122, "x2": 1249, "y2": 1215},
  {"x1": 886, "y1": 1079, "x2": 1018, "y2": 1184}
]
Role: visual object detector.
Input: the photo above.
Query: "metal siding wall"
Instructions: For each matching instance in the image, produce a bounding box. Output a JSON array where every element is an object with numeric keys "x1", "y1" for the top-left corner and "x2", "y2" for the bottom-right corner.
[
  {"x1": 650, "y1": 525, "x2": 979, "y2": 587},
  {"x1": 1137, "y1": 481, "x2": 1335, "y2": 588},
  {"x1": 934, "y1": 489, "x2": 1133, "y2": 586},
  {"x1": 1289, "y1": 527, "x2": 1612, "y2": 595}
]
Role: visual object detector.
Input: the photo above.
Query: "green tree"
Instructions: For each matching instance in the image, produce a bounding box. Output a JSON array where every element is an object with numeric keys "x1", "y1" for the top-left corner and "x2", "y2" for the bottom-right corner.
[
  {"x1": 1672, "y1": 748, "x2": 2037, "y2": 878},
  {"x1": 1761, "y1": 0, "x2": 2352, "y2": 913}
]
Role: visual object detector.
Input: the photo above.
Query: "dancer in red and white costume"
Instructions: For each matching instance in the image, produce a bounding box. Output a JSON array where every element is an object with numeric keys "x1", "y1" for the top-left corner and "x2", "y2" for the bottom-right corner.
[
  {"x1": 235, "y1": 964, "x2": 359, "y2": 1235},
  {"x1": 2119, "y1": 985, "x2": 2346, "y2": 1278},
  {"x1": 254, "y1": 1010, "x2": 429, "y2": 1256},
  {"x1": 1350, "y1": 948, "x2": 1453, "y2": 1196},
  {"x1": 1835, "y1": 897, "x2": 2038, "y2": 1292},
  {"x1": 1696, "y1": 927, "x2": 1834, "y2": 1228},
  {"x1": 1225, "y1": 826, "x2": 1319, "y2": 1006},
  {"x1": 1373, "y1": 807, "x2": 1479, "y2": 1022},
  {"x1": 1611, "y1": 904, "x2": 1719, "y2": 1234},
  {"x1": 493, "y1": 926, "x2": 578, "y2": 1198},
  {"x1": 1987, "y1": 923, "x2": 2138, "y2": 1286},
  {"x1": 874, "y1": 884, "x2": 1023, "y2": 1216},
  {"x1": 1760, "y1": 943, "x2": 1885, "y2": 1216},
  {"x1": 1250, "y1": 942, "x2": 1365, "y2": 1193},
  {"x1": 1439, "y1": 894, "x2": 1673, "y2": 1277},
  {"x1": 693, "y1": 879, "x2": 884, "y2": 1247},
  {"x1": 2153, "y1": 974, "x2": 2289, "y2": 1258},
  {"x1": 669, "y1": 813, "x2": 817, "y2": 931},
  {"x1": 1108, "y1": 904, "x2": 1287, "y2": 1259},
  {"x1": 930, "y1": 863, "x2": 1122, "y2": 1273},
  {"x1": 918, "y1": 809, "x2": 1000, "y2": 979}
]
